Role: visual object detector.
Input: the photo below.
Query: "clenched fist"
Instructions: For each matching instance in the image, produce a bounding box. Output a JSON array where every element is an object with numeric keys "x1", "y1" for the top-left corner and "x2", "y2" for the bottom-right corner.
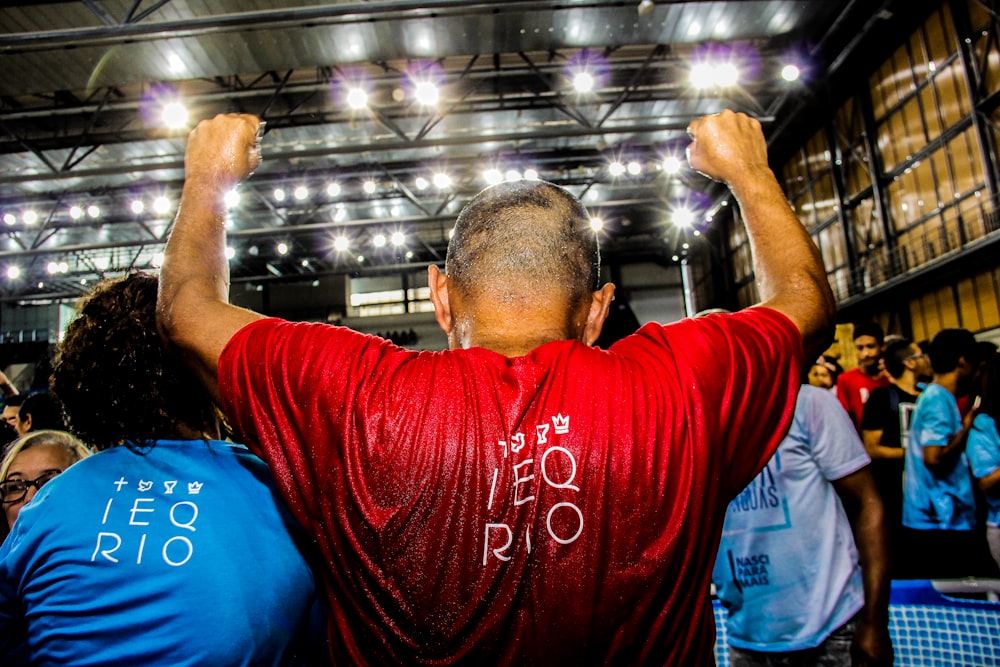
[
  {"x1": 184, "y1": 113, "x2": 263, "y2": 190},
  {"x1": 685, "y1": 110, "x2": 770, "y2": 187}
]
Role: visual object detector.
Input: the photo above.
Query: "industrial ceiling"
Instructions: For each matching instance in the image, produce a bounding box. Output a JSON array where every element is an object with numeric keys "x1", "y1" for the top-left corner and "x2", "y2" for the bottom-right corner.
[{"x1": 0, "y1": 0, "x2": 930, "y2": 304}]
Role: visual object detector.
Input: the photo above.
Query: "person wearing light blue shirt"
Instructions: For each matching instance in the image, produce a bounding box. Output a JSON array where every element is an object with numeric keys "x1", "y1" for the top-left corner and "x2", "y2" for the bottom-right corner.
[
  {"x1": 901, "y1": 328, "x2": 985, "y2": 578},
  {"x1": 713, "y1": 384, "x2": 892, "y2": 666},
  {"x1": 968, "y1": 350, "x2": 1000, "y2": 571}
]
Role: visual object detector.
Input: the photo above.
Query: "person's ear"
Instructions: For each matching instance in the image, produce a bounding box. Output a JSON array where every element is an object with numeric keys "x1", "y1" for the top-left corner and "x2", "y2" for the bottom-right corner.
[
  {"x1": 581, "y1": 283, "x2": 616, "y2": 346},
  {"x1": 428, "y1": 265, "x2": 453, "y2": 335}
]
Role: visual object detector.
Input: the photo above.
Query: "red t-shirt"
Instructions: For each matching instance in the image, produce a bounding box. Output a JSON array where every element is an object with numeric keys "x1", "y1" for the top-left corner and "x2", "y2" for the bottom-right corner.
[
  {"x1": 837, "y1": 367, "x2": 889, "y2": 432},
  {"x1": 218, "y1": 307, "x2": 802, "y2": 665}
]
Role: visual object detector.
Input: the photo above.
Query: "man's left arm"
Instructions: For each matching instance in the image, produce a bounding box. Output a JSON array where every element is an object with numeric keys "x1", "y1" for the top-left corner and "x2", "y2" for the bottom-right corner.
[
  {"x1": 157, "y1": 114, "x2": 266, "y2": 401},
  {"x1": 832, "y1": 468, "x2": 893, "y2": 667}
]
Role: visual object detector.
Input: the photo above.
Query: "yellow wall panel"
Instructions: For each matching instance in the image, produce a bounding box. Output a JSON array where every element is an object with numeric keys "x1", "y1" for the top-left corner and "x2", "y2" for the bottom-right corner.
[
  {"x1": 910, "y1": 299, "x2": 928, "y2": 342},
  {"x1": 957, "y1": 277, "x2": 981, "y2": 330},
  {"x1": 937, "y1": 285, "x2": 961, "y2": 329}
]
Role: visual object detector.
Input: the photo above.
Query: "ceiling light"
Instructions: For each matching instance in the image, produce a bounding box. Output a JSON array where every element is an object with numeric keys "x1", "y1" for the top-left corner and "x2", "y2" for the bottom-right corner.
[
  {"x1": 161, "y1": 101, "x2": 189, "y2": 129},
  {"x1": 662, "y1": 156, "x2": 683, "y2": 174},
  {"x1": 94, "y1": 257, "x2": 110, "y2": 271},
  {"x1": 167, "y1": 53, "x2": 184, "y2": 74},
  {"x1": 326, "y1": 182, "x2": 341, "y2": 197},
  {"x1": 6, "y1": 266, "x2": 20, "y2": 280},
  {"x1": 781, "y1": 64, "x2": 800, "y2": 82},
  {"x1": 130, "y1": 200, "x2": 145, "y2": 214},
  {"x1": 273, "y1": 188, "x2": 286, "y2": 202},
  {"x1": 483, "y1": 168, "x2": 504, "y2": 185},
  {"x1": 2, "y1": 213, "x2": 15, "y2": 225},
  {"x1": 390, "y1": 231, "x2": 406, "y2": 247},
  {"x1": 87, "y1": 205, "x2": 100, "y2": 218},
  {"x1": 414, "y1": 81, "x2": 439, "y2": 106},
  {"x1": 715, "y1": 63, "x2": 739, "y2": 87},
  {"x1": 432, "y1": 172, "x2": 452, "y2": 189},
  {"x1": 293, "y1": 185, "x2": 309, "y2": 201},
  {"x1": 627, "y1": 161, "x2": 642, "y2": 176},
  {"x1": 225, "y1": 246, "x2": 236, "y2": 259},
  {"x1": 224, "y1": 190, "x2": 240, "y2": 209},
  {"x1": 373, "y1": 233, "x2": 387, "y2": 248},
  {"x1": 333, "y1": 236, "x2": 349, "y2": 252},
  {"x1": 22, "y1": 210, "x2": 38, "y2": 225},
  {"x1": 573, "y1": 71, "x2": 595, "y2": 93},
  {"x1": 333, "y1": 206, "x2": 347, "y2": 222},
  {"x1": 638, "y1": 0, "x2": 655, "y2": 15},
  {"x1": 505, "y1": 169, "x2": 522, "y2": 181},
  {"x1": 608, "y1": 162, "x2": 626, "y2": 177},
  {"x1": 152, "y1": 196, "x2": 171, "y2": 215},
  {"x1": 523, "y1": 168, "x2": 539, "y2": 180},
  {"x1": 151, "y1": 252, "x2": 165, "y2": 268},
  {"x1": 589, "y1": 217, "x2": 604, "y2": 232},
  {"x1": 414, "y1": 177, "x2": 429, "y2": 191},
  {"x1": 363, "y1": 180, "x2": 377, "y2": 194},
  {"x1": 47, "y1": 261, "x2": 59, "y2": 275},
  {"x1": 69, "y1": 205, "x2": 84, "y2": 220},
  {"x1": 276, "y1": 242, "x2": 289, "y2": 255},
  {"x1": 346, "y1": 87, "x2": 368, "y2": 110},
  {"x1": 673, "y1": 208, "x2": 696, "y2": 228}
]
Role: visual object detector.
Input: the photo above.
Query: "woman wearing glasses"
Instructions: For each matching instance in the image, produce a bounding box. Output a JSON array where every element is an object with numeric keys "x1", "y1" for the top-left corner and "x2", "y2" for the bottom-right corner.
[{"x1": 0, "y1": 430, "x2": 90, "y2": 539}]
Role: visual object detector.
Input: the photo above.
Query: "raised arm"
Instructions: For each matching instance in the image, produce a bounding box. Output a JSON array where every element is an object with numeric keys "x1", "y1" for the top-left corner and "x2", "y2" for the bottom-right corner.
[
  {"x1": 686, "y1": 110, "x2": 835, "y2": 360},
  {"x1": 157, "y1": 114, "x2": 265, "y2": 401}
]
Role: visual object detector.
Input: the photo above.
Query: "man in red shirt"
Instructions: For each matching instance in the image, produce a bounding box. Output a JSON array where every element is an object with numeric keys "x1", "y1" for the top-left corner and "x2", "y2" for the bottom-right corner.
[
  {"x1": 838, "y1": 322, "x2": 890, "y2": 432},
  {"x1": 158, "y1": 111, "x2": 835, "y2": 665}
]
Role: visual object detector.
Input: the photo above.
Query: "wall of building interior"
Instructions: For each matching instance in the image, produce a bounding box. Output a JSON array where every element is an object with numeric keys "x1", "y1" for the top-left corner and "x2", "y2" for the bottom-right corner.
[{"x1": 724, "y1": 0, "x2": 1000, "y2": 362}]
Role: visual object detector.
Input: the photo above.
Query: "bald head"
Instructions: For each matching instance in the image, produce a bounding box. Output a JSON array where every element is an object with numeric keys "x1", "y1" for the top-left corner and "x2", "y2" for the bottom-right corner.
[{"x1": 446, "y1": 180, "x2": 600, "y2": 308}]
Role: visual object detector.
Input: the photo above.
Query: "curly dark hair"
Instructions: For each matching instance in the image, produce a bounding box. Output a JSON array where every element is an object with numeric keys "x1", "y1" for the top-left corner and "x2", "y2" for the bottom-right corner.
[{"x1": 50, "y1": 272, "x2": 221, "y2": 451}]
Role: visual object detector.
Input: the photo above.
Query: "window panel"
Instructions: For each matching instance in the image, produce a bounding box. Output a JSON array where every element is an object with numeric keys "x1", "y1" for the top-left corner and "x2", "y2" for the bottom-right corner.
[
  {"x1": 932, "y1": 63, "x2": 966, "y2": 128},
  {"x1": 924, "y1": 5, "x2": 955, "y2": 63},
  {"x1": 919, "y1": 85, "x2": 943, "y2": 144}
]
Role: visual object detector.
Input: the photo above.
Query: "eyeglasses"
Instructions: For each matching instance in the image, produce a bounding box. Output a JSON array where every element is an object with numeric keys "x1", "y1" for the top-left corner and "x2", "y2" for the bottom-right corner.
[{"x1": 0, "y1": 470, "x2": 63, "y2": 504}]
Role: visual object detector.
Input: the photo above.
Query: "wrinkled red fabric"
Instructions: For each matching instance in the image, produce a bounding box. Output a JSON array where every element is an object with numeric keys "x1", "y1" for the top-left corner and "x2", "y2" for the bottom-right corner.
[{"x1": 219, "y1": 307, "x2": 802, "y2": 666}]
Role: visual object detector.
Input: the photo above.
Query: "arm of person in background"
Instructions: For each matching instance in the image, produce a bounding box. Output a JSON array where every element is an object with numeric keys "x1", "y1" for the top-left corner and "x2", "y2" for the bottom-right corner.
[
  {"x1": 923, "y1": 408, "x2": 974, "y2": 471},
  {"x1": 0, "y1": 371, "x2": 18, "y2": 398},
  {"x1": 686, "y1": 110, "x2": 835, "y2": 361},
  {"x1": 832, "y1": 468, "x2": 894, "y2": 667},
  {"x1": 861, "y1": 429, "x2": 904, "y2": 461},
  {"x1": 861, "y1": 390, "x2": 904, "y2": 461},
  {"x1": 157, "y1": 114, "x2": 265, "y2": 400}
]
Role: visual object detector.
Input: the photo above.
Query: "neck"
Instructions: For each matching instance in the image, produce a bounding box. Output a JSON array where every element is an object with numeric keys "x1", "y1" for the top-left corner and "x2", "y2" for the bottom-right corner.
[
  {"x1": 451, "y1": 297, "x2": 587, "y2": 357},
  {"x1": 891, "y1": 371, "x2": 918, "y2": 395},
  {"x1": 932, "y1": 371, "x2": 960, "y2": 396}
]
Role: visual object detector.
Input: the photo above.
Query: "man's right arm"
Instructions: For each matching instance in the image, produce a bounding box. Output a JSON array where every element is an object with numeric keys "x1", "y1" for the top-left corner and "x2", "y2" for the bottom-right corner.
[{"x1": 686, "y1": 111, "x2": 835, "y2": 361}]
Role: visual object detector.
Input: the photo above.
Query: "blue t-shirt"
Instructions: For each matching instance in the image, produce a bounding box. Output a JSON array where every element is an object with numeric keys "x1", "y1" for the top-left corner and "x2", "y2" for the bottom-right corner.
[
  {"x1": 0, "y1": 440, "x2": 322, "y2": 666},
  {"x1": 968, "y1": 413, "x2": 1000, "y2": 528},
  {"x1": 902, "y1": 384, "x2": 977, "y2": 531},
  {"x1": 712, "y1": 385, "x2": 870, "y2": 652}
]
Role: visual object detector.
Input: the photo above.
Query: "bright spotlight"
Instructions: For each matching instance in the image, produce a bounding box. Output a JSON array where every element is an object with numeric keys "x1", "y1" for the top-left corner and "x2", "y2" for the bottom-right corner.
[
  {"x1": 22, "y1": 210, "x2": 38, "y2": 225},
  {"x1": 373, "y1": 233, "x2": 387, "y2": 248},
  {"x1": 690, "y1": 63, "x2": 715, "y2": 89},
  {"x1": 673, "y1": 208, "x2": 696, "y2": 228},
  {"x1": 363, "y1": 180, "x2": 377, "y2": 195},
  {"x1": 573, "y1": 71, "x2": 595, "y2": 93},
  {"x1": 346, "y1": 87, "x2": 368, "y2": 110},
  {"x1": 608, "y1": 162, "x2": 626, "y2": 177},
  {"x1": 390, "y1": 231, "x2": 406, "y2": 247},
  {"x1": 662, "y1": 156, "x2": 683, "y2": 174},
  {"x1": 273, "y1": 188, "x2": 286, "y2": 202},
  {"x1": 589, "y1": 217, "x2": 605, "y2": 232},
  {"x1": 94, "y1": 257, "x2": 110, "y2": 271},
  {"x1": 781, "y1": 64, "x2": 800, "y2": 82},
  {"x1": 627, "y1": 161, "x2": 642, "y2": 176},
  {"x1": 58, "y1": 261, "x2": 68, "y2": 273},
  {"x1": 333, "y1": 235, "x2": 349, "y2": 252},
  {"x1": 6, "y1": 265, "x2": 20, "y2": 280},
  {"x1": 152, "y1": 196, "x2": 171, "y2": 215},
  {"x1": 224, "y1": 190, "x2": 240, "y2": 209},
  {"x1": 326, "y1": 182, "x2": 341, "y2": 197},
  {"x1": 87, "y1": 205, "x2": 101, "y2": 219},
  {"x1": 161, "y1": 101, "x2": 189, "y2": 129},
  {"x1": 130, "y1": 200, "x2": 145, "y2": 214},
  {"x1": 225, "y1": 246, "x2": 236, "y2": 259},
  {"x1": 523, "y1": 168, "x2": 539, "y2": 180},
  {"x1": 47, "y1": 261, "x2": 59, "y2": 275},
  {"x1": 69, "y1": 205, "x2": 85, "y2": 220},
  {"x1": 294, "y1": 186, "x2": 309, "y2": 201},
  {"x1": 414, "y1": 81, "x2": 439, "y2": 106},
  {"x1": 432, "y1": 172, "x2": 452, "y2": 189},
  {"x1": 715, "y1": 62, "x2": 739, "y2": 87},
  {"x1": 505, "y1": 169, "x2": 522, "y2": 181},
  {"x1": 414, "y1": 177, "x2": 429, "y2": 191},
  {"x1": 483, "y1": 169, "x2": 504, "y2": 185},
  {"x1": 276, "y1": 242, "x2": 289, "y2": 255},
  {"x1": 151, "y1": 252, "x2": 165, "y2": 268}
]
